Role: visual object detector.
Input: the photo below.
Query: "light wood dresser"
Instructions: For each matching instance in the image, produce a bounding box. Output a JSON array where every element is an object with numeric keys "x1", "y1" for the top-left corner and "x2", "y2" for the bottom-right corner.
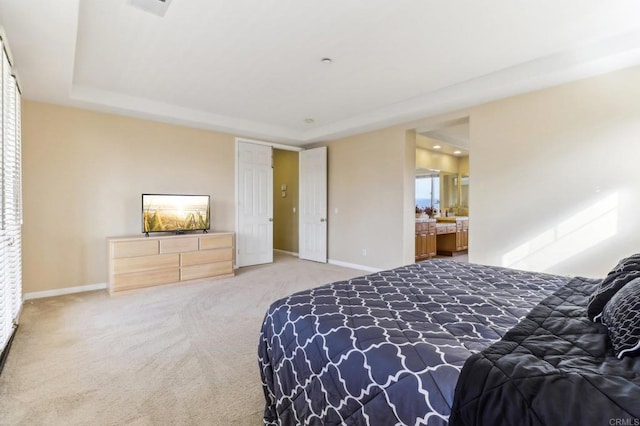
[{"x1": 107, "y1": 232, "x2": 234, "y2": 293}]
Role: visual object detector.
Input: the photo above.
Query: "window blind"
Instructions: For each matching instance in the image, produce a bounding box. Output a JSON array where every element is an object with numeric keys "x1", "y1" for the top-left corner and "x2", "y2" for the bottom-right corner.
[{"x1": 0, "y1": 39, "x2": 22, "y2": 363}]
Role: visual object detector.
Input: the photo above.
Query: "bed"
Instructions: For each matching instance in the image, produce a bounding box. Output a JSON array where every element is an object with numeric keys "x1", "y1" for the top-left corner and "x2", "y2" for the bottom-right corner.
[{"x1": 258, "y1": 258, "x2": 640, "y2": 425}]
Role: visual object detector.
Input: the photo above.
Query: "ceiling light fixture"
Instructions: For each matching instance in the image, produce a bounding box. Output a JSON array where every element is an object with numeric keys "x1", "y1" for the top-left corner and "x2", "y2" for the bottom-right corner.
[
  {"x1": 453, "y1": 150, "x2": 462, "y2": 155},
  {"x1": 321, "y1": 58, "x2": 333, "y2": 64},
  {"x1": 433, "y1": 145, "x2": 441, "y2": 149}
]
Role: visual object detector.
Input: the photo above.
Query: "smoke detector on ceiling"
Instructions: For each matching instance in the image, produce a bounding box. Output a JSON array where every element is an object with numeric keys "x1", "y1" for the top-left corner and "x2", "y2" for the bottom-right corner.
[{"x1": 129, "y1": 0, "x2": 173, "y2": 17}]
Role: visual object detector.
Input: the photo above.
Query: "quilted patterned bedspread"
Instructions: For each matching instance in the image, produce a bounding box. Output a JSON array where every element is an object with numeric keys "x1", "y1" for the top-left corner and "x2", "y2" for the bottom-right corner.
[
  {"x1": 258, "y1": 259, "x2": 570, "y2": 425},
  {"x1": 450, "y1": 276, "x2": 640, "y2": 426}
]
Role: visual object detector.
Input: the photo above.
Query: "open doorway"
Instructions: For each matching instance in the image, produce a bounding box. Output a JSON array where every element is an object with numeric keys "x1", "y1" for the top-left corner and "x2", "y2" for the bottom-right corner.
[
  {"x1": 414, "y1": 118, "x2": 470, "y2": 262},
  {"x1": 235, "y1": 139, "x2": 301, "y2": 267},
  {"x1": 235, "y1": 139, "x2": 327, "y2": 268},
  {"x1": 273, "y1": 149, "x2": 299, "y2": 256}
]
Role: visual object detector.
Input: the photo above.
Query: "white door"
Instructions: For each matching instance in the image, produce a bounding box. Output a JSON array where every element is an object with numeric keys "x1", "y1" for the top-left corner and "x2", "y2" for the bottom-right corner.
[
  {"x1": 299, "y1": 146, "x2": 327, "y2": 263},
  {"x1": 237, "y1": 142, "x2": 273, "y2": 267}
]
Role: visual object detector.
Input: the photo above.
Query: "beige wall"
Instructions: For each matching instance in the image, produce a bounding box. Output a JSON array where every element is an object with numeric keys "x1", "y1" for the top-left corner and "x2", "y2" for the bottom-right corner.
[
  {"x1": 23, "y1": 65, "x2": 640, "y2": 293},
  {"x1": 470, "y1": 65, "x2": 640, "y2": 277},
  {"x1": 273, "y1": 149, "x2": 299, "y2": 253},
  {"x1": 415, "y1": 146, "x2": 460, "y2": 174},
  {"x1": 319, "y1": 125, "x2": 415, "y2": 270},
  {"x1": 22, "y1": 101, "x2": 236, "y2": 293},
  {"x1": 458, "y1": 156, "x2": 469, "y2": 175},
  {"x1": 22, "y1": 101, "x2": 415, "y2": 294},
  {"x1": 403, "y1": 131, "x2": 417, "y2": 264}
]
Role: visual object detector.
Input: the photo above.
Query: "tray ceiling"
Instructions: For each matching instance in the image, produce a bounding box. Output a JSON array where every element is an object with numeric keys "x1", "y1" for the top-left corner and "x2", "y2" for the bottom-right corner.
[{"x1": 2, "y1": 0, "x2": 640, "y2": 145}]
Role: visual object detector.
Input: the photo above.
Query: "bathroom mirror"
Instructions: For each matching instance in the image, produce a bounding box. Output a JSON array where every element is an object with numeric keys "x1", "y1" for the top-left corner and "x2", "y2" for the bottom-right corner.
[
  {"x1": 460, "y1": 175, "x2": 469, "y2": 209},
  {"x1": 441, "y1": 173, "x2": 458, "y2": 213}
]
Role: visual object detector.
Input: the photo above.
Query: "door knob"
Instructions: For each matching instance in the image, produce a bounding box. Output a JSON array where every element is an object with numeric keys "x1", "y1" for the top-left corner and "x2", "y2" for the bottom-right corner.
[
  {"x1": 268, "y1": 218, "x2": 273, "y2": 222},
  {"x1": 320, "y1": 218, "x2": 326, "y2": 222}
]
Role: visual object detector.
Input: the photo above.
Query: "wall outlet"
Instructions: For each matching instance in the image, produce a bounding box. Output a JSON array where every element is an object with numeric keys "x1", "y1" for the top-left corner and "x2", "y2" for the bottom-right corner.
[{"x1": 362, "y1": 248, "x2": 367, "y2": 256}]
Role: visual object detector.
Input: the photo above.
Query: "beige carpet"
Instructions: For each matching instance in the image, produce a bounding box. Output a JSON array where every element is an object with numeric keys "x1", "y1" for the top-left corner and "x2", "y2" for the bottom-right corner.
[{"x1": 0, "y1": 253, "x2": 364, "y2": 426}]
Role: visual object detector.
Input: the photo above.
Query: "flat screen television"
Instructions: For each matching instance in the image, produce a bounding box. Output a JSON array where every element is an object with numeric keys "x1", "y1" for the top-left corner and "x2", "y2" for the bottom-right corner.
[{"x1": 142, "y1": 194, "x2": 210, "y2": 235}]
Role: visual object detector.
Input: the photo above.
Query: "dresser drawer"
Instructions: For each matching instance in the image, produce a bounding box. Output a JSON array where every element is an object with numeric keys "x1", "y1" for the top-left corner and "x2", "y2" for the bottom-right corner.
[
  {"x1": 199, "y1": 234, "x2": 233, "y2": 250},
  {"x1": 112, "y1": 240, "x2": 158, "y2": 258},
  {"x1": 181, "y1": 261, "x2": 233, "y2": 281},
  {"x1": 160, "y1": 237, "x2": 199, "y2": 253},
  {"x1": 112, "y1": 268, "x2": 180, "y2": 291},
  {"x1": 113, "y1": 253, "x2": 179, "y2": 274},
  {"x1": 181, "y1": 248, "x2": 232, "y2": 267},
  {"x1": 436, "y1": 225, "x2": 456, "y2": 234}
]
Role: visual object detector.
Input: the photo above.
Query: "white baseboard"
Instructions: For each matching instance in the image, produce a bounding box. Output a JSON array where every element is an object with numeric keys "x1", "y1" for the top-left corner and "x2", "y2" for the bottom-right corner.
[
  {"x1": 328, "y1": 259, "x2": 382, "y2": 273},
  {"x1": 23, "y1": 282, "x2": 108, "y2": 301}
]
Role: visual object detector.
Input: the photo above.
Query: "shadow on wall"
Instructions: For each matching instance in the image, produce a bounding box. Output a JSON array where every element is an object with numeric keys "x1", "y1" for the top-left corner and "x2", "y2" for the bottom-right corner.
[{"x1": 502, "y1": 192, "x2": 619, "y2": 271}]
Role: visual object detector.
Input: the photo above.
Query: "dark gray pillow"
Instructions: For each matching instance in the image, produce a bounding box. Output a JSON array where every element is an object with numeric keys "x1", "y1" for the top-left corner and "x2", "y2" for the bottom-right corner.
[
  {"x1": 587, "y1": 254, "x2": 640, "y2": 321},
  {"x1": 587, "y1": 270, "x2": 640, "y2": 321},
  {"x1": 608, "y1": 253, "x2": 640, "y2": 276},
  {"x1": 602, "y1": 277, "x2": 640, "y2": 359}
]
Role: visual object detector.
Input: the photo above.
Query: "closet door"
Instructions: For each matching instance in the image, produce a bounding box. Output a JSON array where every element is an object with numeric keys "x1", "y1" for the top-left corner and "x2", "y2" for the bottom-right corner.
[{"x1": 0, "y1": 43, "x2": 22, "y2": 356}]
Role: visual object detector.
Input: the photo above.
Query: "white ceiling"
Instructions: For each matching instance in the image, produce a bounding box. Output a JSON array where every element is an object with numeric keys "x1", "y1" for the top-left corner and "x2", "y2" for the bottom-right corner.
[
  {"x1": 417, "y1": 117, "x2": 470, "y2": 157},
  {"x1": 2, "y1": 0, "x2": 640, "y2": 146}
]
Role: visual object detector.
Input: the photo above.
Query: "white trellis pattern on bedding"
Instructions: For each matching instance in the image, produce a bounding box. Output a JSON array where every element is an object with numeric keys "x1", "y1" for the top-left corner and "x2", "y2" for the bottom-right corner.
[{"x1": 259, "y1": 259, "x2": 570, "y2": 425}]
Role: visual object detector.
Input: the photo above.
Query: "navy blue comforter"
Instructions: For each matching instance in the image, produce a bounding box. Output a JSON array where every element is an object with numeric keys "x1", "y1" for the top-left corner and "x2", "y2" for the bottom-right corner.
[{"x1": 258, "y1": 260, "x2": 569, "y2": 425}]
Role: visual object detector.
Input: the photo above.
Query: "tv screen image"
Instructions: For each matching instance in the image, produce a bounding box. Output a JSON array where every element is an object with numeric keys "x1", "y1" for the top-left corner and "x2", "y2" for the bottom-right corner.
[{"x1": 142, "y1": 194, "x2": 210, "y2": 234}]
